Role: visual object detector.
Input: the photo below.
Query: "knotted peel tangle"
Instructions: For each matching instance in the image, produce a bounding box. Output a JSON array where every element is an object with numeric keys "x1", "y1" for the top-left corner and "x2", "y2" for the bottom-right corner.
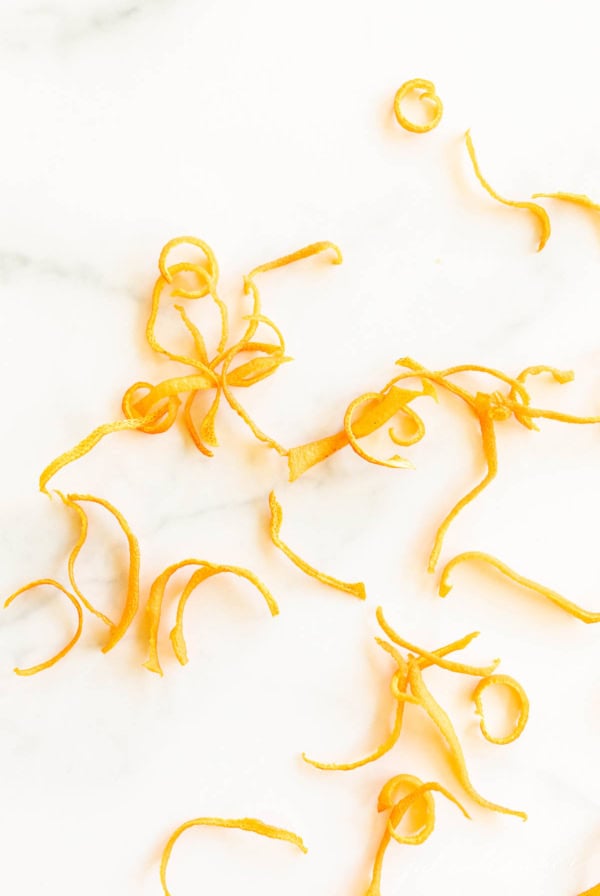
[
  {"x1": 4, "y1": 579, "x2": 83, "y2": 676},
  {"x1": 440, "y1": 550, "x2": 600, "y2": 623},
  {"x1": 366, "y1": 775, "x2": 469, "y2": 896},
  {"x1": 268, "y1": 491, "x2": 366, "y2": 600},
  {"x1": 160, "y1": 816, "x2": 306, "y2": 896},
  {"x1": 144, "y1": 559, "x2": 278, "y2": 675}
]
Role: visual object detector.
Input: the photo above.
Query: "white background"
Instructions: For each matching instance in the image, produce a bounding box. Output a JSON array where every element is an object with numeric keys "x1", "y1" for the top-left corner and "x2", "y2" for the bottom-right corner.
[{"x1": 1, "y1": 1, "x2": 600, "y2": 893}]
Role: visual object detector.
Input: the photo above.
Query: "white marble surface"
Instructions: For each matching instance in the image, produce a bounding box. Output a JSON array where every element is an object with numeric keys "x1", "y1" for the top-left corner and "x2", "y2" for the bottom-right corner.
[{"x1": 2, "y1": 1, "x2": 600, "y2": 893}]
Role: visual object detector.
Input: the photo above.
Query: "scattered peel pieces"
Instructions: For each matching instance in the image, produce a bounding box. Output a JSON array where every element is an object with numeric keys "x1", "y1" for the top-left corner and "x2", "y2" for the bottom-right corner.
[
  {"x1": 4, "y1": 579, "x2": 83, "y2": 676},
  {"x1": 472, "y1": 674, "x2": 529, "y2": 745},
  {"x1": 440, "y1": 550, "x2": 600, "y2": 623},
  {"x1": 268, "y1": 491, "x2": 366, "y2": 600},
  {"x1": 393, "y1": 79, "x2": 443, "y2": 134},
  {"x1": 144, "y1": 558, "x2": 278, "y2": 675},
  {"x1": 160, "y1": 816, "x2": 306, "y2": 896},
  {"x1": 366, "y1": 775, "x2": 468, "y2": 896},
  {"x1": 465, "y1": 130, "x2": 551, "y2": 251}
]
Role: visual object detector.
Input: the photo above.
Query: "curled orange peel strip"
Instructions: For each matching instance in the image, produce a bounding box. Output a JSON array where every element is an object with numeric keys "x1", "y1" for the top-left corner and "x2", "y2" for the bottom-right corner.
[
  {"x1": 268, "y1": 491, "x2": 366, "y2": 600},
  {"x1": 4, "y1": 579, "x2": 83, "y2": 676},
  {"x1": 408, "y1": 660, "x2": 527, "y2": 820},
  {"x1": 160, "y1": 816, "x2": 306, "y2": 896},
  {"x1": 169, "y1": 563, "x2": 279, "y2": 667},
  {"x1": 366, "y1": 775, "x2": 468, "y2": 896},
  {"x1": 158, "y1": 236, "x2": 219, "y2": 289},
  {"x1": 393, "y1": 79, "x2": 443, "y2": 134},
  {"x1": 144, "y1": 559, "x2": 278, "y2": 675},
  {"x1": 532, "y1": 191, "x2": 600, "y2": 213},
  {"x1": 376, "y1": 606, "x2": 499, "y2": 676},
  {"x1": 472, "y1": 674, "x2": 529, "y2": 745},
  {"x1": 439, "y1": 550, "x2": 600, "y2": 623},
  {"x1": 59, "y1": 492, "x2": 140, "y2": 654},
  {"x1": 343, "y1": 391, "x2": 416, "y2": 470},
  {"x1": 465, "y1": 131, "x2": 551, "y2": 251},
  {"x1": 122, "y1": 382, "x2": 181, "y2": 434}
]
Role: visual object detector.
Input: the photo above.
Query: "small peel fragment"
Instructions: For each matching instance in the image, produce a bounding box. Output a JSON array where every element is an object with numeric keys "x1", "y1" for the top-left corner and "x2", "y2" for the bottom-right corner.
[
  {"x1": 268, "y1": 491, "x2": 366, "y2": 600},
  {"x1": 465, "y1": 130, "x2": 551, "y2": 251},
  {"x1": 160, "y1": 816, "x2": 306, "y2": 896},
  {"x1": 4, "y1": 579, "x2": 83, "y2": 676},
  {"x1": 440, "y1": 550, "x2": 600, "y2": 623},
  {"x1": 472, "y1": 674, "x2": 529, "y2": 745}
]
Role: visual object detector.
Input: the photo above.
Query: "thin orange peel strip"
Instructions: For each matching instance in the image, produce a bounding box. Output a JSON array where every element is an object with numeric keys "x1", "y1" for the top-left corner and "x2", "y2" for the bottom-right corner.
[
  {"x1": 472, "y1": 674, "x2": 529, "y2": 745},
  {"x1": 344, "y1": 391, "x2": 415, "y2": 470},
  {"x1": 160, "y1": 816, "x2": 306, "y2": 896},
  {"x1": 59, "y1": 493, "x2": 140, "y2": 653},
  {"x1": 465, "y1": 130, "x2": 551, "y2": 251},
  {"x1": 439, "y1": 550, "x2": 600, "y2": 623},
  {"x1": 376, "y1": 606, "x2": 499, "y2": 676},
  {"x1": 407, "y1": 659, "x2": 527, "y2": 820},
  {"x1": 532, "y1": 191, "x2": 600, "y2": 212},
  {"x1": 393, "y1": 79, "x2": 443, "y2": 134},
  {"x1": 4, "y1": 578, "x2": 83, "y2": 676},
  {"x1": 169, "y1": 563, "x2": 279, "y2": 666},
  {"x1": 268, "y1": 491, "x2": 366, "y2": 600}
]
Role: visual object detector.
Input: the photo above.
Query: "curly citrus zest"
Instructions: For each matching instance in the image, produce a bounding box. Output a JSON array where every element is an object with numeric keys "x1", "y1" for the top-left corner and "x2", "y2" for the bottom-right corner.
[
  {"x1": 288, "y1": 384, "x2": 434, "y2": 481},
  {"x1": 393, "y1": 79, "x2": 443, "y2": 134},
  {"x1": 4, "y1": 579, "x2": 83, "y2": 676},
  {"x1": 144, "y1": 559, "x2": 278, "y2": 675},
  {"x1": 366, "y1": 775, "x2": 468, "y2": 896},
  {"x1": 56, "y1": 492, "x2": 140, "y2": 653},
  {"x1": 302, "y1": 624, "x2": 484, "y2": 773},
  {"x1": 268, "y1": 491, "x2": 366, "y2": 600},
  {"x1": 407, "y1": 659, "x2": 527, "y2": 820},
  {"x1": 39, "y1": 411, "x2": 164, "y2": 494},
  {"x1": 122, "y1": 382, "x2": 181, "y2": 434},
  {"x1": 56, "y1": 492, "x2": 115, "y2": 629},
  {"x1": 344, "y1": 391, "x2": 416, "y2": 470},
  {"x1": 439, "y1": 550, "x2": 600, "y2": 623},
  {"x1": 376, "y1": 607, "x2": 499, "y2": 676},
  {"x1": 169, "y1": 563, "x2": 279, "y2": 666},
  {"x1": 472, "y1": 674, "x2": 529, "y2": 745},
  {"x1": 160, "y1": 816, "x2": 307, "y2": 896},
  {"x1": 507, "y1": 365, "x2": 574, "y2": 431},
  {"x1": 465, "y1": 131, "x2": 551, "y2": 251}
]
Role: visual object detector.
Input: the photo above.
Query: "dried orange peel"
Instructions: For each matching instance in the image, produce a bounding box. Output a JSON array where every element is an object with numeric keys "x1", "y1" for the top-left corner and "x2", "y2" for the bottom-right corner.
[
  {"x1": 160, "y1": 816, "x2": 307, "y2": 896},
  {"x1": 268, "y1": 491, "x2": 366, "y2": 600},
  {"x1": 393, "y1": 79, "x2": 443, "y2": 133},
  {"x1": 440, "y1": 550, "x2": 600, "y2": 623},
  {"x1": 144, "y1": 559, "x2": 278, "y2": 675},
  {"x1": 366, "y1": 774, "x2": 468, "y2": 896},
  {"x1": 472, "y1": 674, "x2": 529, "y2": 745},
  {"x1": 533, "y1": 191, "x2": 600, "y2": 213},
  {"x1": 4, "y1": 579, "x2": 83, "y2": 676},
  {"x1": 465, "y1": 130, "x2": 551, "y2": 251}
]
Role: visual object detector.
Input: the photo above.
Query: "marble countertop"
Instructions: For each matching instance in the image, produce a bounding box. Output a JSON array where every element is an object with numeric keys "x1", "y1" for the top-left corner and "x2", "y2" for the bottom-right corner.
[{"x1": 2, "y1": 1, "x2": 600, "y2": 893}]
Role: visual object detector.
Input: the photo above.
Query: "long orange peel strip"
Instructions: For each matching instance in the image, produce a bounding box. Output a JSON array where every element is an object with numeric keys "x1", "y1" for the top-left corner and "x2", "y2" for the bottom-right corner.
[
  {"x1": 465, "y1": 131, "x2": 551, "y2": 251},
  {"x1": 268, "y1": 491, "x2": 366, "y2": 600},
  {"x1": 4, "y1": 579, "x2": 83, "y2": 676},
  {"x1": 532, "y1": 191, "x2": 600, "y2": 213},
  {"x1": 407, "y1": 659, "x2": 527, "y2": 820},
  {"x1": 56, "y1": 492, "x2": 140, "y2": 653},
  {"x1": 393, "y1": 79, "x2": 443, "y2": 134},
  {"x1": 366, "y1": 775, "x2": 468, "y2": 896},
  {"x1": 471, "y1": 674, "x2": 529, "y2": 745},
  {"x1": 160, "y1": 816, "x2": 307, "y2": 896},
  {"x1": 144, "y1": 559, "x2": 278, "y2": 675},
  {"x1": 440, "y1": 550, "x2": 600, "y2": 623}
]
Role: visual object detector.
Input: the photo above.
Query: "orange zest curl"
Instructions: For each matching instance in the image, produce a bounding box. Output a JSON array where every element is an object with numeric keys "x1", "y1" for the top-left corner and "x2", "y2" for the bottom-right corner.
[
  {"x1": 393, "y1": 79, "x2": 443, "y2": 134},
  {"x1": 472, "y1": 674, "x2": 529, "y2": 745},
  {"x1": 440, "y1": 550, "x2": 600, "y2": 623},
  {"x1": 4, "y1": 579, "x2": 83, "y2": 676},
  {"x1": 465, "y1": 131, "x2": 551, "y2": 251},
  {"x1": 366, "y1": 775, "x2": 468, "y2": 896},
  {"x1": 268, "y1": 491, "x2": 366, "y2": 600},
  {"x1": 160, "y1": 816, "x2": 306, "y2": 896},
  {"x1": 144, "y1": 559, "x2": 278, "y2": 675}
]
